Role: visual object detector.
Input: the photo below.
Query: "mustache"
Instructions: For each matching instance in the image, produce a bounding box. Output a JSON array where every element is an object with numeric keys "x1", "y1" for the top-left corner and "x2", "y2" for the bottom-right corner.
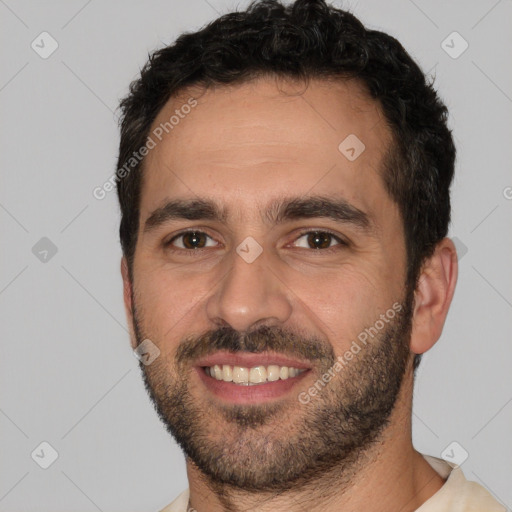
[{"x1": 175, "y1": 324, "x2": 335, "y2": 367}]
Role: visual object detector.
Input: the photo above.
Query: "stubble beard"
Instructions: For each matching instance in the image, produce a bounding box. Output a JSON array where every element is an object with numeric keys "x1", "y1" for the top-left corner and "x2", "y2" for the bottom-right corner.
[{"x1": 133, "y1": 293, "x2": 413, "y2": 493}]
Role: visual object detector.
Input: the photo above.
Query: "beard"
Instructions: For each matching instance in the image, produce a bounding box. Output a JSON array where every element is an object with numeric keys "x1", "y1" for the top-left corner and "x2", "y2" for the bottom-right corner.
[{"x1": 132, "y1": 291, "x2": 413, "y2": 493}]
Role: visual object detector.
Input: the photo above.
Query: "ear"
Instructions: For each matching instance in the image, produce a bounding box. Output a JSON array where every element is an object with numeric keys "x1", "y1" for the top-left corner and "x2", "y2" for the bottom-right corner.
[
  {"x1": 409, "y1": 238, "x2": 458, "y2": 355},
  {"x1": 121, "y1": 257, "x2": 137, "y2": 350}
]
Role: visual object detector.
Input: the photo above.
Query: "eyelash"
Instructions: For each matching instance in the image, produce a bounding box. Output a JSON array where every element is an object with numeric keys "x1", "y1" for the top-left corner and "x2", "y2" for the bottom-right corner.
[{"x1": 164, "y1": 229, "x2": 348, "y2": 255}]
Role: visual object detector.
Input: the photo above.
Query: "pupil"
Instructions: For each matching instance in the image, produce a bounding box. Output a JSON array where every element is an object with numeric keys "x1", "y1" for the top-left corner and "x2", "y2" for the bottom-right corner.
[
  {"x1": 308, "y1": 232, "x2": 330, "y2": 249},
  {"x1": 184, "y1": 232, "x2": 205, "y2": 249}
]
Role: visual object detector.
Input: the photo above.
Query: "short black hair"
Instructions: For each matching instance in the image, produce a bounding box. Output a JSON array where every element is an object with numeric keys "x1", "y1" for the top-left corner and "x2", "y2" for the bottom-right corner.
[{"x1": 116, "y1": 0, "x2": 456, "y2": 370}]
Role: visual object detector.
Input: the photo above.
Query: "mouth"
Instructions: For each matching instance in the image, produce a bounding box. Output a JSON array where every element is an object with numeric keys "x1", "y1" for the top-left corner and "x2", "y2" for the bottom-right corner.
[
  {"x1": 194, "y1": 351, "x2": 312, "y2": 404},
  {"x1": 205, "y1": 363, "x2": 307, "y2": 384}
]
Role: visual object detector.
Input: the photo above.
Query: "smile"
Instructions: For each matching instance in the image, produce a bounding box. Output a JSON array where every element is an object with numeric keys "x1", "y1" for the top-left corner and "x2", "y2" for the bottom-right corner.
[
  {"x1": 194, "y1": 351, "x2": 312, "y2": 403},
  {"x1": 204, "y1": 364, "x2": 307, "y2": 385}
]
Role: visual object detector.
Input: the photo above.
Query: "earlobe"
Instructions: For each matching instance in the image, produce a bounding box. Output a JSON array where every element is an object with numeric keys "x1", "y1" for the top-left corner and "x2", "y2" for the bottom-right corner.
[{"x1": 410, "y1": 238, "x2": 458, "y2": 355}]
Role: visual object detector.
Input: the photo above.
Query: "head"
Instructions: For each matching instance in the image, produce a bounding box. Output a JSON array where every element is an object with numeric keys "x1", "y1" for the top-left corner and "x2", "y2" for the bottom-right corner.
[{"x1": 117, "y1": 0, "x2": 457, "y2": 492}]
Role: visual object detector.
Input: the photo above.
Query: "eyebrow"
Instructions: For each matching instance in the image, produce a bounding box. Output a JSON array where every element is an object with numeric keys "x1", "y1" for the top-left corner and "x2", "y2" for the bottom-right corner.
[{"x1": 143, "y1": 195, "x2": 374, "y2": 234}]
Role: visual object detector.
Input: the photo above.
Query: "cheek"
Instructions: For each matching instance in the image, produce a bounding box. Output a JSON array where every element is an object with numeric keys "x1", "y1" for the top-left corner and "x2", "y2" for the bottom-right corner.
[
  {"x1": 133, "y1": 268, "x2": 202, "y2": 342},
  {"x1": 286, "y1": 265, "x2": 392, "y2": 348}
]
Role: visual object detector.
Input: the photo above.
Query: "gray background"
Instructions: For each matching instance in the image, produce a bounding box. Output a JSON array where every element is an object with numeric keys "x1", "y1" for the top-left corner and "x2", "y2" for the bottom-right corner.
[{"x1": 1, "y1": 0, "x2": 511, "y2": 510}]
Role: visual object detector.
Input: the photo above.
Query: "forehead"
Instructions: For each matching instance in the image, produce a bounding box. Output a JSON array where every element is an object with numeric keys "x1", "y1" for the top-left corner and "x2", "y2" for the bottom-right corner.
[{"x1": 140, "y1": 76, "x2": 394, "y2": 223}]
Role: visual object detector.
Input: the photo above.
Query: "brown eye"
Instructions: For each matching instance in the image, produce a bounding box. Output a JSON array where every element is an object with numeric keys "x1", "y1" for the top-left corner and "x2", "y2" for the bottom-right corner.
[
  {"x1": 307, "y1": 232, "x2": 332, "y2": 249},
  {"x1": 183, "y1": 232, "x2": 206, "y2": 249},
  {"x1": 168, "y1": 231, "x2": 216, "y2": 250},
  {"x1": 293, "y1": 231, "x2": 345, "y2": 250}
]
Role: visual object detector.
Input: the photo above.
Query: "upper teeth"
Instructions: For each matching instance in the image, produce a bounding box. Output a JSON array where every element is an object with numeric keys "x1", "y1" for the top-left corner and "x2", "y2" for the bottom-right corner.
[{"x1": 205, "y1": 364, "x2": 306, "y2": 385}]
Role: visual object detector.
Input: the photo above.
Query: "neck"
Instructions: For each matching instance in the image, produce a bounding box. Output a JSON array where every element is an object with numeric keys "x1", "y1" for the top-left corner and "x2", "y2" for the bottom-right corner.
[{"x1": 185, "y1": 370, "x2": 445, "y2": 512}]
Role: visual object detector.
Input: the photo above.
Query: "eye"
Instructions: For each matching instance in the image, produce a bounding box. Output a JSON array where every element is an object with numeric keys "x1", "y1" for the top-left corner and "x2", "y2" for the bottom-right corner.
[
  {"x1": 166, "y1": 230, "x2": 218, "y2": 250},
  {"x1": 292, "y1": 230, "x2": 346, "y2": 250}
]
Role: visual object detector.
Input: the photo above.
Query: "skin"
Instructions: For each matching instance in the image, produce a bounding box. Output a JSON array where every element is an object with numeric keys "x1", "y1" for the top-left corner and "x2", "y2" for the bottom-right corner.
[{"x1": 121, "y1": 76, "x2": 458, "y2": 512}]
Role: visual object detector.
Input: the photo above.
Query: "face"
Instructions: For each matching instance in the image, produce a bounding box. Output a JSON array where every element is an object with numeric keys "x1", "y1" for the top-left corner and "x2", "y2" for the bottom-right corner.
[{"x1": 126, "y1": 77, "x2": 413, "y2": 490}]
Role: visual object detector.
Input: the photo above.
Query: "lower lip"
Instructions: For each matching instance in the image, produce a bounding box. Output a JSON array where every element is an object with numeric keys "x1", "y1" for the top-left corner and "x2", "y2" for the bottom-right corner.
[{"x1": 195, "y1": 367, "x2": 310, "y2": 404}]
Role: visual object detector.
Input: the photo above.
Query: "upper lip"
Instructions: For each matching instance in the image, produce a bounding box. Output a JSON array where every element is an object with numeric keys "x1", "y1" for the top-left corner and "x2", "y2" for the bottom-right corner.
[{"x1": 194, "y1": 351, "x2": 312, "y2": 370}]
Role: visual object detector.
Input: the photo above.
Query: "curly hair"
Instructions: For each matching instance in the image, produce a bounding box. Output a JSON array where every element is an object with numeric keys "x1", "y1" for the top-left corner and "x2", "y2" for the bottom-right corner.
[{"x1": 116, "y1": 0, "x2": 456, "y2": 370}]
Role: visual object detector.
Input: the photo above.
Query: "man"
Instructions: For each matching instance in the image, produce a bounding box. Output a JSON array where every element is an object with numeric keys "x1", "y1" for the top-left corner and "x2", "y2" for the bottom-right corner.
[{"x1": 116, "y1": 1, "x2": 504, "y2": 510}]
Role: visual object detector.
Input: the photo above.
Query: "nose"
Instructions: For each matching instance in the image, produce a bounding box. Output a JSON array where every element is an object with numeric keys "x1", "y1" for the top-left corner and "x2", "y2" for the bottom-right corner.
[{"x1": 205, "y1": 245, "x2": 293, "y2": 332}]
